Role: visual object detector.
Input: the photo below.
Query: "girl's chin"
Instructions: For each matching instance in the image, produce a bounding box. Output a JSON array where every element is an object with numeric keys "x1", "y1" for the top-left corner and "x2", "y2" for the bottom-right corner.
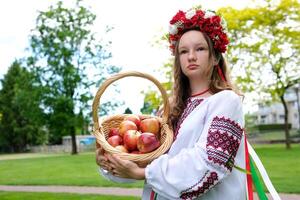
[{"x1": 184, "y1": 71, "x2": 202, "y2": 78}]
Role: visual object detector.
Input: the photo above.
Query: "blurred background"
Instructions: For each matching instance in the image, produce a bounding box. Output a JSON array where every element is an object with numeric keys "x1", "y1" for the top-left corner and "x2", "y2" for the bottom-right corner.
[{"x1": 0, "y1": 0, "x2": 299, "y2": 199}]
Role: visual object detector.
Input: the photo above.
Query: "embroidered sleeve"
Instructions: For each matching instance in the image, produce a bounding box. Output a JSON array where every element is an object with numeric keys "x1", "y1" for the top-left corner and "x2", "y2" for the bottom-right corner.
[
  {"x1": 206, "y1": 116, "x2": 243, "y2": 171},
  {"x1": 145, "y1": 91, "x2": 244, "y2": 200}
]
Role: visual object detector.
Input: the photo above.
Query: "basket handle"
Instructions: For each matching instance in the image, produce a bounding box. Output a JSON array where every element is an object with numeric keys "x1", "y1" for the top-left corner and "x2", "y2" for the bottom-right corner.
[{"x1": 92, "y1": 71, "x2": 170, "y2": 131}]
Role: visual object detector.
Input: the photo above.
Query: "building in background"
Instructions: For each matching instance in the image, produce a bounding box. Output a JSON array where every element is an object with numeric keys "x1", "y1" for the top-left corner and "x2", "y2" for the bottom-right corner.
[
  {"x1": 63, "y1": 135, "x2": 95, "y2": 146},
  {"x1": 254, "y1": 85, "x2": 300, "y2": 129}
]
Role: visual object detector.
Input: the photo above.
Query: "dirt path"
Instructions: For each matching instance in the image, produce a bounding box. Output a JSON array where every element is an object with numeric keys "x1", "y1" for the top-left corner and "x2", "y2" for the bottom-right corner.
[
  {"x1": 1, "y1": 185, "x2": 300, "y2": 200},
  {"x1": 0, "y1": 185, "x2": 141, "y2": 196}
]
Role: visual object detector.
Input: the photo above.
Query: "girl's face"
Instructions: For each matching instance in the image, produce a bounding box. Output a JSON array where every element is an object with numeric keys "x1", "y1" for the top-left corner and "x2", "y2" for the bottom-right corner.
[{"x1": 178, "y1": 30, "x2": 213, "y2": 80}]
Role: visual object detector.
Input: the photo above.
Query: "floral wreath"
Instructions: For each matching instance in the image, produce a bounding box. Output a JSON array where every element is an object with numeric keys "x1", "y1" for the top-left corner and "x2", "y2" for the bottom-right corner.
[{"x1": 168, "y1": 8, "x2": 229, "y2": 54}]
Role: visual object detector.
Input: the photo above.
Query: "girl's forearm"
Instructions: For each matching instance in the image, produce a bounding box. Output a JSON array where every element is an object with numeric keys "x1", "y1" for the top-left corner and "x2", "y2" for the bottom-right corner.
[{"x1": 133, "y1": 167, "x2": 146, "y2": 180}]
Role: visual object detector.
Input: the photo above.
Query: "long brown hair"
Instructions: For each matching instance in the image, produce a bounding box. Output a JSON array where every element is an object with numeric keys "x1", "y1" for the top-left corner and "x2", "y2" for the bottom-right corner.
[{"x1": 168, "y1": 30, "x2": 240, "y2": 128}]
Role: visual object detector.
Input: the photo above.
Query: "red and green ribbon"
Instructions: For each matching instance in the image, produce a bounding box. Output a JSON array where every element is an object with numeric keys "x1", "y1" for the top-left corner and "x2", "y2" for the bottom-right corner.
[
  {"x1": 250, "y1": 157, "x2": 268, "y2": 200},
  {"x1": 245, "y1": 134, "x2": 268, "y2": 200},
  {"x1": 150, "y1": 190, "x2": 157, "y2": 200}
]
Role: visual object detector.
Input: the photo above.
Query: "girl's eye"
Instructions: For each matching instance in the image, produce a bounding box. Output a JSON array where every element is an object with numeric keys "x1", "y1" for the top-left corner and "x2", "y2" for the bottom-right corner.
[
  {"x1": 179, "y1": 50, "x2": 188, "y2": 54},
  {"x1": 197, "y1": 47, "x2": 205, "y2": 51}
]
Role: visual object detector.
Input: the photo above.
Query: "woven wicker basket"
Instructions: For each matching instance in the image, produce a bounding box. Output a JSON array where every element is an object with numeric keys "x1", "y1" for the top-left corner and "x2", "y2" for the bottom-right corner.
[{"x1": 92, "y1": 71, "x2": 173, "y2": 162}]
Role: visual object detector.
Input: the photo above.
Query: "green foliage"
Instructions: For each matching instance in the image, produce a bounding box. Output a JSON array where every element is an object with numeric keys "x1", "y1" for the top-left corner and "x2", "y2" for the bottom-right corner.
[
  {"x1": 219, "y1": 0, "x2": 300, "y2": 100},
  {"x1": 26, "y1": 0, "x2": 121, "y2": 151},
  {"x1": 255, "y1": 123, "x2": 292, "y2": 131},
  {"x1": 124, "y1": 107, "x2": 133, "y2": 114},
  {"x1": 140, "y1": 102, "x2": 152, "y2": 114},
  {"x1": 0, "y1": 61, "x2": 46, "y2": 152},
  {"x1": 219, "y1": 0, "x2": 300, "y2": 148},
  {"x1": 140, "y1": 90, "x2": 162, "y2": 114},
  {"x1": 244, "y1": 113, "x2": 259, "y2": 133}
]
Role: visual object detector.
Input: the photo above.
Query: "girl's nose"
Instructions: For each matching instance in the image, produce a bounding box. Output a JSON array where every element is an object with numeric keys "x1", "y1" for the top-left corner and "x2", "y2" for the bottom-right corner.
[{"x1": 188, "y1": 50, "x2": 197, "y2": 61}]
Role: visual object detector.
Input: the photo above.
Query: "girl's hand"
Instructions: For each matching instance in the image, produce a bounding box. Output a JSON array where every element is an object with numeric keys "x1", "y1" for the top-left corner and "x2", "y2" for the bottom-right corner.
[
  {"x1": 106, "y1": 154, "x2": 146, "y2": 180},
  {"x1": 95, "y1": 144, "x2": 112, "y2": 172}
]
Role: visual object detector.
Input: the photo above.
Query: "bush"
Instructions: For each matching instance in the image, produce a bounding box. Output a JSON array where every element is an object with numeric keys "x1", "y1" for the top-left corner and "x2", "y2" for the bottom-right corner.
[{"x1": 255, "y1": 123, "x2": 292, "y2": 131}]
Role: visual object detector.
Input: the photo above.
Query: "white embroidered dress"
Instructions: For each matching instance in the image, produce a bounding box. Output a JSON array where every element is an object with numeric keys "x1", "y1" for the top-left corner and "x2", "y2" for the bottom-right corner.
[{"x1": 100, "y1": 90, "x2": 247, "y2": 200}]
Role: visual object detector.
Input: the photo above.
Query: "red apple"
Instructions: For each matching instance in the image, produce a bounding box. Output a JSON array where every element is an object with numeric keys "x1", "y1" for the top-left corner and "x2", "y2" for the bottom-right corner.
[
  {"x1": 138, "y1": 115, "x2": 148, "y2": 121},
  {"x1": 108, "y1": 128, "x2": 120, "y2": 137},
  {"x1": 140, "y1": 118, "x2": 160, "y2": 135},
  {"x1": 115, "y1": 145, "x2": 128, "y2": 153},
  {"x1": 107, "y1": 135, "x2": 123, "y2": 147},
  {"x1": 123, "y1": 130, "x2": 141, "y2": 151},
  {"x1": 130, "y1": 150, "x2": 141, "y2": 154},
  {"x1": 137, "y1": 132, "x2": 160, "y2": 153},
  {"x1": 124, "y1": 114, "x2": 141, "y2": 128},
  {"x1": 118, "y1": 120, "x2": 138, "y2": 137}
]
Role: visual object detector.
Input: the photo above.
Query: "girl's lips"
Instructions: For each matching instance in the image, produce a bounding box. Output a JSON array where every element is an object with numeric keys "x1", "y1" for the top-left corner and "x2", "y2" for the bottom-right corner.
[{"x1": 187, "y1": 64, "x2": 199, "y2": 70}]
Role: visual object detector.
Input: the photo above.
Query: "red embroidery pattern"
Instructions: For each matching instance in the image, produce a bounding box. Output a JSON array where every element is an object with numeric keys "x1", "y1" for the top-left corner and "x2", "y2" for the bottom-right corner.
[
  {"x1": 210, "y1": 116, "x2": 243, "y2": 140},
  {"x1": 174, "y1": 99, "x2": 203, "y2": 140},
  {"x1": 181, "y1": 170, "x2": 209, "y2": 194},
  {"x1": 180, "y1": 171, "x2": 218, "y2": 200},
  {"x1": 206, "y1": 116, "x2": 243, "y2": 171}
]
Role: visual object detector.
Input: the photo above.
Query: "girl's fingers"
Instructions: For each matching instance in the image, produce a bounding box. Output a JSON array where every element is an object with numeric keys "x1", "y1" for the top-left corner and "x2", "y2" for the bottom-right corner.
[
  {"x1": 96, "y1": 154, "x2": 106, "y2": 162},
  {"x1": 110, "y1": 154, "x2": 129, "y2": 167},
  {"x1": 96, "y1": 152, "x2": 110, "y2": 167},
  {"x1": 102, "y1": 165, "x2": 109, "y2": 171},
  {"x1": 136, "y1": 161, "x2": 148, "y2": 168},
  {"x1": 96, "y1": 148, "x2": 106, "y2": 157},
  {"x1": 95, "y1": 146, "x2": 119, "y2": 173},
  {"x1": 112, "y1": 169, "x2": 118, "y2": 175},
  {"x1": 96, "y1": 142, "x2": 101, "y2": 149},
  {"x1": 108, "y1": 162, "x2": 116, "y2": 170},
  {"x1": 106, "y1": 153, "x2": 120, "y2": 165},
  {"x1": 96, "y1": 158, "x2": 110, "y2": 171},
  {"x1": 111, "y1": 154, "x2": 124, "y2": 165}
]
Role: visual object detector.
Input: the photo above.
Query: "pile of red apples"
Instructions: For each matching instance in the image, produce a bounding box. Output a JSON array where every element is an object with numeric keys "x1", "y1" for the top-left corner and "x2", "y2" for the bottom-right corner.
[{"x1": 107, "y1": 114, "x2": 161, "y2": 154}]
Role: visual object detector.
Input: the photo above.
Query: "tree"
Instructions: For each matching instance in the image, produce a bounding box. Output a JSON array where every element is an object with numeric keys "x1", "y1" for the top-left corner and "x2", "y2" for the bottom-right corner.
[
  {"x1": 220, "y1": 0, "x2": 300, "y2": 149},
  {"x1": 294, "y1": 84, "x2": 300, "y2": 132},
  {"x1": 140, "y1": 62, "x2": 173, "y2": 114},
  {"x1": 0, "y1": 61, "x2": 46, "y2": 152},
  {"x1": 27, "y1": 0, "x2": 120, "y2": 154},
  {"x1": 124, "y1": 107, "x2": 133, "y2": 114}
]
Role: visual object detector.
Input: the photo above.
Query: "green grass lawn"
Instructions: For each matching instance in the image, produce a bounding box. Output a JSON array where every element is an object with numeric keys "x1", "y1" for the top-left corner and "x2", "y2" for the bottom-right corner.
[
  {"x1": 0, "y1": 145, "x2": 300, "y2": 193},
  {"x1": 252, "y1": 144, "x2": 300, "y2": 193},
  {"x1": 0, "y1": 152, "x2": 143, "y2": 188},
  {"x1": 0, "y1": 191, "x2": 139, "y2": 200}
]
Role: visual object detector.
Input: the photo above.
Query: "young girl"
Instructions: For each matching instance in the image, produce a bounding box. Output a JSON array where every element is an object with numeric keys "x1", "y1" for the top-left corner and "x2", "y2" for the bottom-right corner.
[{"x1": 96, "y1": 8, "x2": 247, "y2": 200}]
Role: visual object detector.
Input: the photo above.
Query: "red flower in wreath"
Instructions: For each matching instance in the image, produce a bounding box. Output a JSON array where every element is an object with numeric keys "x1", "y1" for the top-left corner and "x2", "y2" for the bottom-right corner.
[{"x1": 168, "y1": 8, "x2": 229, "y2": 54}]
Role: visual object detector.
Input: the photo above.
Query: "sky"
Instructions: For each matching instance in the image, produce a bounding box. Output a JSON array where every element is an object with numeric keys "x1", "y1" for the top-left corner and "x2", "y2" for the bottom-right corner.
[{"x1": 0, "y1": 0, "x2": 261, "y2": 114}]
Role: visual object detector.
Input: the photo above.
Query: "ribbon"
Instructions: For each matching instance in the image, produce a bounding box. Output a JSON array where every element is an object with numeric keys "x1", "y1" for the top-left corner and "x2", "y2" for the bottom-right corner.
[
  {"x1": 150, "y1": 190, "x2": 157, "y2": 200},
  {"x1": 250, "y1": 157, "x2": 268, "y2": 200},
  {"x1": 245, "y1": 135, "x2": 253, "y2": 200},
  {"x1": 150, "y1": 190, "x2": 155, "y2": 200},
  {"x1": 247, "y1": 141, "x2": 281, "y2": 200},
  {"x1": 216, "y1": 64, "x2": 226, "y2": 82}
]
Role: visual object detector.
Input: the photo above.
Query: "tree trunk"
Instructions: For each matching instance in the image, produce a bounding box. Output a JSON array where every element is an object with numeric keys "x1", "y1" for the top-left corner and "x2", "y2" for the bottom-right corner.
[
  {"x1": 280, "y1": 95, "x2": 291, "y2": 149},
  {"x1": 71, "y1": 126, "x2": 78, "y2": 154},
  {"x1": 295, "y1": 86, "x2": 300, "y2": 132}
]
